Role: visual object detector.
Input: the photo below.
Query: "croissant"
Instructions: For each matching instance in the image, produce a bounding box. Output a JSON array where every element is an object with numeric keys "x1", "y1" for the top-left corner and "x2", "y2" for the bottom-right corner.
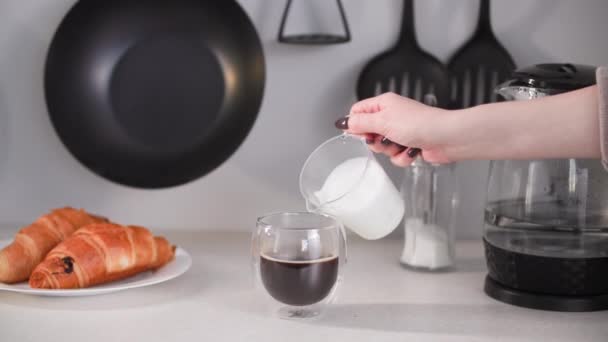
[
  {"x1": 29, "y1": 223, "x2": 175, "y2": 289},
  {"x1": 0, "y1": 207, "x2": 108, "y2": 283}
]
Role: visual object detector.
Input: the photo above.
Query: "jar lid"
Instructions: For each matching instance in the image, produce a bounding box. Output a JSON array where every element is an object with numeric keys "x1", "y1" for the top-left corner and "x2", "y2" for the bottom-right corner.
[{"x1": 502, "y1": 63, "x2": 597, "y2": 93}]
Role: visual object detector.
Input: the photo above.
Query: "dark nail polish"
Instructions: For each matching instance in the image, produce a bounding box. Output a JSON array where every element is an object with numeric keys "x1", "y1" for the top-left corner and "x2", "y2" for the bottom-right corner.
[
  {"x1": 407, "y1": 148, "x2": 421, "y2": 158},
  {"x1": 380, "y1": 137, "x2": 392, "y2": 145},
  {"x1": 334, "y1": 117, "x2": 349, "y2": 130}
]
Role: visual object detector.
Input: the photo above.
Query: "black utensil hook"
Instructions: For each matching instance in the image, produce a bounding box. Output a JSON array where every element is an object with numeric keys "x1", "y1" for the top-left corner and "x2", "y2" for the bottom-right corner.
[{"x1": 278, "y1": 0, "x2": 351, "y2": 45}]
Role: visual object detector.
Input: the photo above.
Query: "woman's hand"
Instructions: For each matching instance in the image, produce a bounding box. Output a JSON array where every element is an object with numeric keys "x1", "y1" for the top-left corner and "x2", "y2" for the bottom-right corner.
[
  {"x1": 336, "y1": 86, "x2": 601, "y2": 166},
  {"x1": 335, "y1": 92, "x2": 453, "y2": 166}
]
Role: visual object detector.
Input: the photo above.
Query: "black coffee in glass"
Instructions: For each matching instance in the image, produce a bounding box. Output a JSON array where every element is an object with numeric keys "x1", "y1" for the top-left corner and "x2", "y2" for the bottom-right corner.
[{"x1": 260, "y1": 254, "x2": 339, "y2": 306}]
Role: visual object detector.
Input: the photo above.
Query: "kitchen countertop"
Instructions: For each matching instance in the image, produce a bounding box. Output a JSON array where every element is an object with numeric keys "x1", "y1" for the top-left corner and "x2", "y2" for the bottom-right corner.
[{"x1": 0, "y1": 232, "x2": 606, "y2": 342}]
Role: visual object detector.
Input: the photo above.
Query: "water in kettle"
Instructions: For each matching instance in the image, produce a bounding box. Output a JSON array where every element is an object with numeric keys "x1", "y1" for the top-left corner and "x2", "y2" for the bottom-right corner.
[{"x1": 484, "y1": 200, "x2": 608, "y2": 259}]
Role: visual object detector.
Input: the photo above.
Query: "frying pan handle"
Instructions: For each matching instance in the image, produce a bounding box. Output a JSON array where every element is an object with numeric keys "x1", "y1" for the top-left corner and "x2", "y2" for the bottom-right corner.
[{"x1": 397, "y1": 0, "x2": 418, "y2": 47}]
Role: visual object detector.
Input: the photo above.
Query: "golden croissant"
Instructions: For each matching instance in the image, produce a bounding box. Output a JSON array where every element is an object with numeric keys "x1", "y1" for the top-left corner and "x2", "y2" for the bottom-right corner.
[
  {"x1": 29, "y1": 223, "x2": 175, "y2": 289},
  {"x1": 0, "y1": 207, "x2": 108, "y2": 283}
]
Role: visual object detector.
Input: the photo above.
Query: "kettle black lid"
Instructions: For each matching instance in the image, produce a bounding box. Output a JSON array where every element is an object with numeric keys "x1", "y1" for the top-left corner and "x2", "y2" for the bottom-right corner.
[{"x1": 506, "y1": 63, "x2": 597, "y2": 92}]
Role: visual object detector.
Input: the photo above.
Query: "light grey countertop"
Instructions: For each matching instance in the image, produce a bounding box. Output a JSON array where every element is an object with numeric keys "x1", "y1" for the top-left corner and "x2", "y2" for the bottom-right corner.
[{"x1": 0, "y1": 232, "x2": 606, "y2": 342}]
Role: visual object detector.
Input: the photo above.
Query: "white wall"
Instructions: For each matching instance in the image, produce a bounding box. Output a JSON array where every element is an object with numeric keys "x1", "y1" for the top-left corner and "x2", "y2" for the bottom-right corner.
[{"x1": 0, "y1": 0, "x2": 607, "y2": 238}]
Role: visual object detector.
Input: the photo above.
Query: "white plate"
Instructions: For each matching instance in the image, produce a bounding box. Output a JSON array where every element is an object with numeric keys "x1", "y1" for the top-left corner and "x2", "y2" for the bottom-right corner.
[{"x1": 0, "y1": 239, "x2": 192, "y2": 297}]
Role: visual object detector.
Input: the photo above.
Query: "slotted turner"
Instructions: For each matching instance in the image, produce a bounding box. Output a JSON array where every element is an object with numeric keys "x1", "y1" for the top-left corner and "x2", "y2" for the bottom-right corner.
[
  {"x1": 356, "y1": 0, "x2": 449, "y2": 107},
  {"x1": 447, "y1": 0, "x2": 516, "y2": 109}
]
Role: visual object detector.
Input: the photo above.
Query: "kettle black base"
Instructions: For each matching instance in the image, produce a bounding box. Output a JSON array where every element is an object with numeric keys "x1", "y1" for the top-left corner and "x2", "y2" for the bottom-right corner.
[
  {"x1": 485, "y1": 276, "x2": 608, "y2": 312},
  {"x1": 484, "y1": 239, "x2": 608, "y2": 312}
]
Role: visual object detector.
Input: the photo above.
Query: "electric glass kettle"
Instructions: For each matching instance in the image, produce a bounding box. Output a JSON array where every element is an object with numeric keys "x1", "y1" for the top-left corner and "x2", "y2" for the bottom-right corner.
[{"x1": 483, "y1": 63, "x2": 608, "y2": 312}]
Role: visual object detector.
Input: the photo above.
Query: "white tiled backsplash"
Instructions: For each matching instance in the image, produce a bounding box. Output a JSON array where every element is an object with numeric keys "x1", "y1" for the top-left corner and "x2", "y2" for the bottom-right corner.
[{"x1": 0, "y1": 0, "x2": 607, "y2": 237}]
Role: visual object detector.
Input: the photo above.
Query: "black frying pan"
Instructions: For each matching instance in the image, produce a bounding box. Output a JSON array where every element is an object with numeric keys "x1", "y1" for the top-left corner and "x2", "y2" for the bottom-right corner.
[{"x1": 45, "y1": 0, "x2": 265, "y2": 188}]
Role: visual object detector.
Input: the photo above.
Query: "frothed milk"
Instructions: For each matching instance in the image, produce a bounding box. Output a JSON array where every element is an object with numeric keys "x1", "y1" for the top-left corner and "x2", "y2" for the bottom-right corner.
[{"x1": 313, "y1": 157, "x2": 404, "y2": 240}]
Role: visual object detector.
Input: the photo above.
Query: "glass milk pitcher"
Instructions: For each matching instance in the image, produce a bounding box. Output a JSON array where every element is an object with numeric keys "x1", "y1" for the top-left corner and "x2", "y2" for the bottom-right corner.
[{"x1": 300, "y1": 134, "x2": 404, "y2": 240}]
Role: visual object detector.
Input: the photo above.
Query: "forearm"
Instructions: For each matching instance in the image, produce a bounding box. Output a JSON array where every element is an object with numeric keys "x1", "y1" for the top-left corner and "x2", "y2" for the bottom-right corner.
[{"x1": 442, "y1": 86, "x2": 601, "y2": 161}]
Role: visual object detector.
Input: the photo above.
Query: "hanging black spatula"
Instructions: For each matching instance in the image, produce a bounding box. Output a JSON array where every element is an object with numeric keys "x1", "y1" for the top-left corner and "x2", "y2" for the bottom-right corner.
[
  {"x1": 447, "y1": 0, "x2": 516, "y2": 109},
  {"x1": 356, "y1": 0, "x2": 449, "y2": 107}
]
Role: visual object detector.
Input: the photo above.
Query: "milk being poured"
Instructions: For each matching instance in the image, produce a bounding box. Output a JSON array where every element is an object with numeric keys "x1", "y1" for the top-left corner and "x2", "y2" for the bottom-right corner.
[{"x1": 313, "y1": 157, "x2": 404, "y2": 240}]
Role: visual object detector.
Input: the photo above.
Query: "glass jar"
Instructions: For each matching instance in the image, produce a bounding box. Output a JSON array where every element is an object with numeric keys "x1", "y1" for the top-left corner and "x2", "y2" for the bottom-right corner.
[{"x1": 400, "y1": 159, "x2": 458, "y2": 271}]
